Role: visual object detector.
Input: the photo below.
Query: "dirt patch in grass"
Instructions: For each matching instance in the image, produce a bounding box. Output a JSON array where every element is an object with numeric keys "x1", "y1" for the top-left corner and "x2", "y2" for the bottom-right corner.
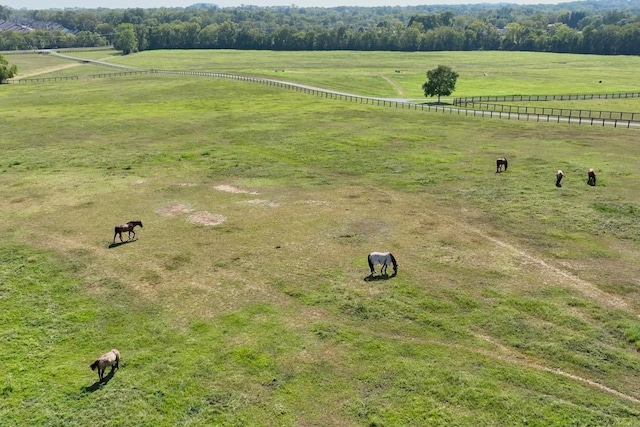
[
  {"x1": 213, "y1": 184, "x2": 259, "y2": 195},
  {"x1": 11, "y1": 62, "x2": 81, "y2": 79},
  {"x1": 187, "y1": 211, "x2": 226, "y2": 226},
  {"x1": 155, "y1": 202, "x2": 194, "y2": 217},
  {"x1": 236, "y1": 199, "x2": 280, "y2": 207}
]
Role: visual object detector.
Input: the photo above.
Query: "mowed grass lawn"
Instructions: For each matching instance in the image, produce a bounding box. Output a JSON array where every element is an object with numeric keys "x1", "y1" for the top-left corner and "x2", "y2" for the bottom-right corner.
[{"x1": 1, "y1": 51, "x2": 640, "y2": 426}]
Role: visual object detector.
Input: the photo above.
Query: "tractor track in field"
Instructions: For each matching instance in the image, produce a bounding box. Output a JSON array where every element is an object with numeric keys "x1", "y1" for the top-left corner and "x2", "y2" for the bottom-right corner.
[
  {"x1": 381, "y1": 75, "x2": 405, "y2": 98},
  {"x1": 425, "y1": 205, "x2": 633, "y2": 313},
  {"x1": 464, "y1": 223, "x2": 632, "y2": 313},
  {"x1": 473, "y1": 334, "x2": 640, "y2": 404},
  {"x1": 371, "y1": 325, "x2": 640, "y2": 404}
]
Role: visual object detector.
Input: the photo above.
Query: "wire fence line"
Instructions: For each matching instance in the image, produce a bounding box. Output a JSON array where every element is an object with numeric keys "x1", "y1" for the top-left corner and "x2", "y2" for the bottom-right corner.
[
  {"x1": 454, "y1": 92, "x2": 640, "y2": 103},
  {"x1": 453, "y1": 101, "x2": 640, "y2": 122},
  {"x1": 8, "y1": 68, "x2": 640, "y2": 130}
]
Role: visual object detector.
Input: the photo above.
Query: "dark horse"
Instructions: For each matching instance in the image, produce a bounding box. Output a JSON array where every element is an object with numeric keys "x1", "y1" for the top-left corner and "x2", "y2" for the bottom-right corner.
[
  {"x1": 113, "y1": 221, "x2": 143, "y2": 243},
  {"x1": 496, "y1": 157, "x2": 508, "y2": 173},
  {"x1": 556, "y1": 170, "x2": 564, "y2": 188},
  {"x1": 587, "y1": 168, "x2": 596, "y2": 186},
  {"x1": 90, "y1": 348, "x2": 120, "y2": 383},
  {"x1": 368, "y1": 252, "x2": 398, "y2": 276}
]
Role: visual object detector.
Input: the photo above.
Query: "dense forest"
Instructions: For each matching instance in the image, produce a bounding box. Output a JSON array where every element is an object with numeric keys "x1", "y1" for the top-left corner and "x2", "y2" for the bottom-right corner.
[{"x1": 2, "y1": 0, "x2": 640, "y2": 55}]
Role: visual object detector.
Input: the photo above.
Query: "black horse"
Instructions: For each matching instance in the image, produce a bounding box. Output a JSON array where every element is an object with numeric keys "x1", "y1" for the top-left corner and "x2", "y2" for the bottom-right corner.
[
  {"x1": 556, "y1": 170, "x2": 564, "y2": 188},
  {"x1": 113, "y1": 221, "x2": 143, "y2": 243},
  {"x1": 587, "y1": 168, "x2": 596, "y2": 186},
  {"x1": 496, "y1": 157, "x2": 508, "y2": 173}
]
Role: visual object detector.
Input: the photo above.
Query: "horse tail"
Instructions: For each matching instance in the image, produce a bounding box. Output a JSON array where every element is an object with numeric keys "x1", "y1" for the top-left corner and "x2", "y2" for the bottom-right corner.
[
  {"x1": 367, "y1": 254, "x2": 374, "y2": 273},
  {"x1": 90, "y1": 360, "x2": 99, "y2": 371},
  {"x1": 389, "y1": 253, "x2": 398, "y2": 273}
]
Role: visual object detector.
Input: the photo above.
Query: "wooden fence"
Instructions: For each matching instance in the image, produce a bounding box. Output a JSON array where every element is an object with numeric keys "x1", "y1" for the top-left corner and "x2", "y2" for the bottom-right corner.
[
  {"x1": 454, "y1": 92, "x2": 640, "y2": 103},
  {"x1": 7, "y1": 67, "x2": 640, "y2": 129},
  {"x1": 452, "y1": 101, "x2": 640, "y2": 122}
]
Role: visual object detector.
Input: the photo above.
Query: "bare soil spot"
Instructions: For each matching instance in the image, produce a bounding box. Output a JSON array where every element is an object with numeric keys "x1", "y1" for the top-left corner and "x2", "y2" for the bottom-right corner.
[
  {"x1": 187, "y1": 211, "x2": 226, "y2": 226},
  {"x1": 236, "y1": 199, "x2": 279, "y2": 207},
  {"x1": 295, "y1": 200, "x2": 329, "y2": 206},
  {"x1": 155, "y1": 202, "x2": 194, "y2": 217},
  {"x1": 213, "y1": 184, "x2": 258, "y2": 195}
]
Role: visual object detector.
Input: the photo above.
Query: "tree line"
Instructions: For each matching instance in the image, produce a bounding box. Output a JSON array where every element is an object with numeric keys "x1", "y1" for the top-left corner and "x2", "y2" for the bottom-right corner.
[{"x1": 2, "y1": 1, "x2": 640, "y2": 55}]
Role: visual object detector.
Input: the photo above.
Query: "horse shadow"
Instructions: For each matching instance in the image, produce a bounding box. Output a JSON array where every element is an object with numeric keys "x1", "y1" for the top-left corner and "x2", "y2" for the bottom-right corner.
[
  {"x1": 364, "y1": 273, "x2": 397, "y2": 282},
  {"x1": 108, "y1": 239, "x2": 137, "y2": 249},
  {"x1": 82, "y1": 369, "x2": 116, "y2": 393}
]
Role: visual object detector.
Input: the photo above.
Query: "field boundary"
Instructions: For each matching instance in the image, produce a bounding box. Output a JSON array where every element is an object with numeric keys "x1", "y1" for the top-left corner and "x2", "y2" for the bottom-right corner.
[
  {"x1": 454, "y1": 96, "x2": 640, "y2": 123},
  {"x1": 7, "y1": 54, "x2": 640, "y2": 129}
]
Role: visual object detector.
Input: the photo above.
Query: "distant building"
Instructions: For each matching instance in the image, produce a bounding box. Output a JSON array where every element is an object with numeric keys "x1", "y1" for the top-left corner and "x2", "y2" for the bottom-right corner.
[{"x1": 0, "y1": 18, "x2": 74, "y2": 34}]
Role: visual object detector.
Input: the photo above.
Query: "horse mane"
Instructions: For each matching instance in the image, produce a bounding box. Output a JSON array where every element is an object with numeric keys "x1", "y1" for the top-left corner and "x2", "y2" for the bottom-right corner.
[{"x1": 389, "y1": 253, "x2": 398, "y2": 272}]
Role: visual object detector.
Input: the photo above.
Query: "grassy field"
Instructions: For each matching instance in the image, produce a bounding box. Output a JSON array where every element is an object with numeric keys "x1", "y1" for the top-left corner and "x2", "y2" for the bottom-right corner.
[
  {"x1": 1, "y1": 50, "x2": 640, "y2": 426},
  {"x1": 10, "y1": 49, "x2": 640, "y2": 100}
]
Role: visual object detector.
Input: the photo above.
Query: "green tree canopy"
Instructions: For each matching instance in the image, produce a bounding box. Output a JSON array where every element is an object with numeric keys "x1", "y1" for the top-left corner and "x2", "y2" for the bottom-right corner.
[
  {"x1": 114, "y1": 23, "x2": 138, "y2": 55},
  {"x1": 0, "y1": 55, "x2": 18, "y2": 84},
  {"x1": 422, "y1": 65, "x2": 459, "y2": 104}
]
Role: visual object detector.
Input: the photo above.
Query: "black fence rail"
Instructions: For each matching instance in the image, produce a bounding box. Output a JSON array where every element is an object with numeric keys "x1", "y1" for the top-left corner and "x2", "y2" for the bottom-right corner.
[
  {"x1": 455, "y1": 101, "x2": 640, "y2": 123},
  {"x1": 9, "y1": 70, "x2": 152, "y2": 83},
  {"x1": 8, "y1": 75, "x2": 80, "y2": 83},
  {"x1": 87, "y1": 70, "x2": 151, "y2": 79},
  {"x1": 154, "y1": 70, "x2": 638, "y2": 129},
  {"x1": 56, "y1": 46, "x2": 114, "y2": 52},
  {"x1": 445, "y1": 108, "x2": 638, "y2": 129},
  {"x1": 6, "y1": 67, "x2": 640, "y2": 129},
  {"x1": 454, "y1": 92, "x2": 640, "y2": 104}
]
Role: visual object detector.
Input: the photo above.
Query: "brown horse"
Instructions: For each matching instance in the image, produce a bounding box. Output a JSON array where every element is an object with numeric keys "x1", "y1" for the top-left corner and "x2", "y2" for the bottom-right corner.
[
  {"x1": 89, "y1": 349, "x2": 120, "y2": 383},
  {"x1": 556, "y1": 170, "x2": 564, "y2": 187},
  {"x1": 113, "y1": 221, "x2": 143, "y2": 243},
  {"x1": 496, "y1": 157, "x2": 508, "y2": 173},
  {"x1": 587, "y1": 168, "x2": 596, "y2": 186}
]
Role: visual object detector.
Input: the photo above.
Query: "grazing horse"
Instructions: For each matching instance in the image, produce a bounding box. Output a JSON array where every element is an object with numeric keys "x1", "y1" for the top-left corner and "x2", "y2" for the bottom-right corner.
[
  {"x1": 89, "y1": 349, "x2": 120, "y2": 383},
  {"x1": 367, "y1": 252, "x2": 398, "y2": 276},
  {"x1": 556, "y1": 170, "x2": 564, "y2": 187},
  {"x1": 587, "y1": 168, "x2": 596, "y2": 186},
  {"x1": 496, "y1": 157, "x2": 508, "y2": 173},
  {"x1": 113, "y1": 221, "x2": 143, "y2": 243}
]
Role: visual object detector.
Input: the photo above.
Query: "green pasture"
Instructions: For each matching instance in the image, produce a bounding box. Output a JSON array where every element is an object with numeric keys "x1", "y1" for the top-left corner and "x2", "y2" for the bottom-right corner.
[
  {"x1": 1, "y1": 51, "x2": 640, "y2": 426},
  {"x1": 96, "y1": 49, "x2": 640, "y2": 99},
  {"x1": 12, "y1": 49, "x2": 640, "y2": 115}
]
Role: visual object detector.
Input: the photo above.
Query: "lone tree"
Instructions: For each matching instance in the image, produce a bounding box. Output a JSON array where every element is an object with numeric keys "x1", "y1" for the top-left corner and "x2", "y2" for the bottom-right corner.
[
  {"x1": 0, "y1": 55, "x2": 18, "y2": 84},
  {"x1": 114, "y1": 24, "x2": 139, "y2": 55},
  {"x1": 422, "y1": 65, "x2": 459, "y2": 104}
]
